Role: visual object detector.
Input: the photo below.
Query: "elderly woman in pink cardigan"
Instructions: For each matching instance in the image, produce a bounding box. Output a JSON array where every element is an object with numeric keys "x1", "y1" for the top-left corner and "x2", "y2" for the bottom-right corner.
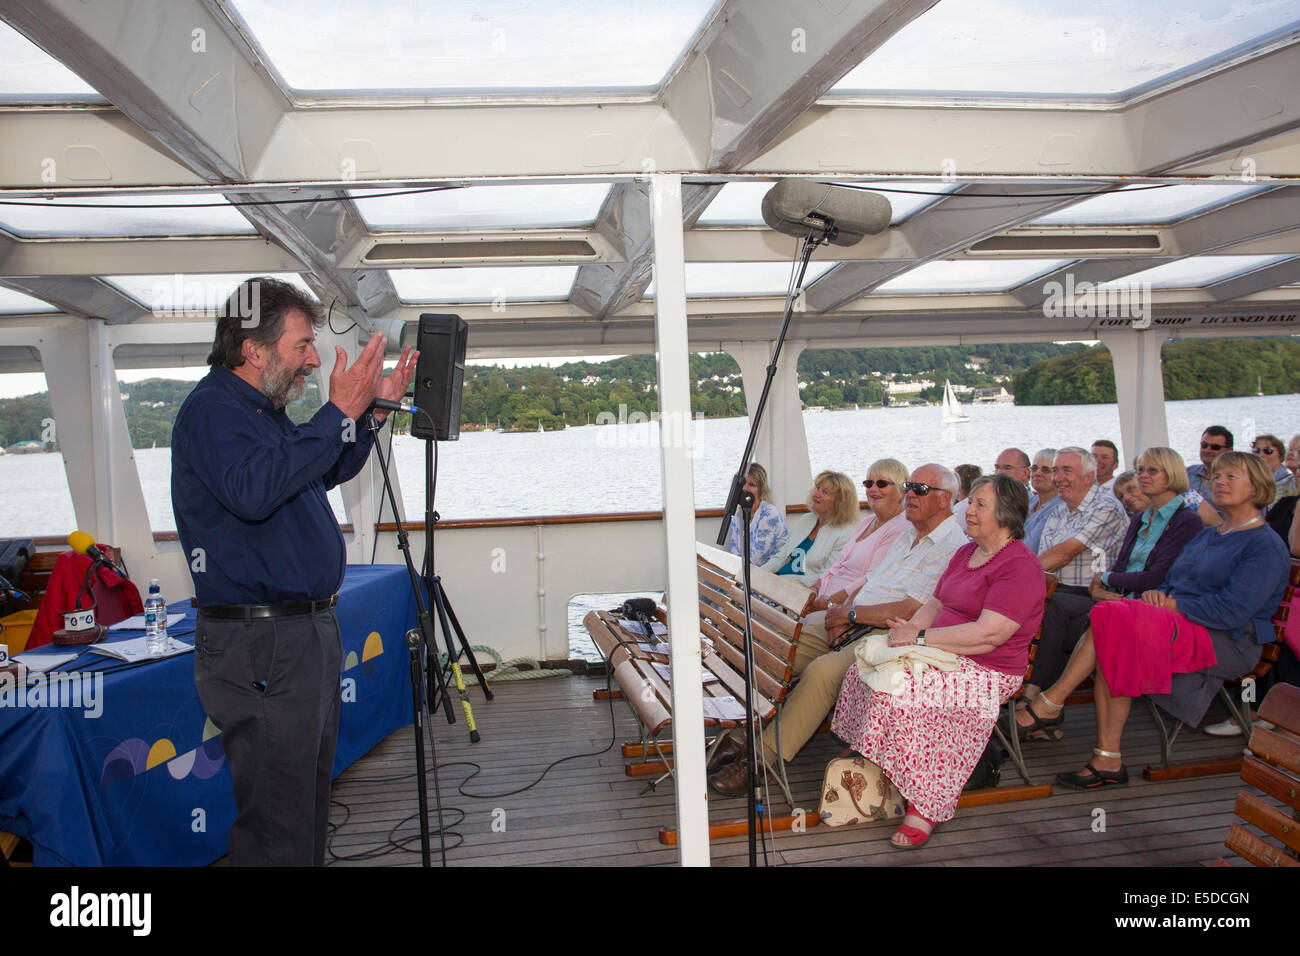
[{"x1": 805, "y1": 459, "x2": 911, "y2": 620}]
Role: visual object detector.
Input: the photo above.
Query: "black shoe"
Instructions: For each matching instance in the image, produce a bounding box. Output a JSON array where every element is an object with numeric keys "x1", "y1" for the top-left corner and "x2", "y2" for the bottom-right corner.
[
  {"x1": 1011, "y1": 700, "x2": 1064, "y2": 742},
  {"x1": 1055, "y1": 762, "x2": 1128, "y2": 791}
]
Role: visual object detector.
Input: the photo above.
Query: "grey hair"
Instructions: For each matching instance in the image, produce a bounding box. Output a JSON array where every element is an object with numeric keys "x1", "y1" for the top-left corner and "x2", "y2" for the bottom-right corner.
[
  {"x1": 1033, "y1": 447, "x2": 1057, "y2": 464},
  {"x1": 917, "y1": 463, "x2": 960, "y2": 497},
  {"x1": 969, "y1": 474, "x2": 1029, "y2": 540},
  {"x1": 1056, "y1": 445, "x2": 1097, "y2": 475}
]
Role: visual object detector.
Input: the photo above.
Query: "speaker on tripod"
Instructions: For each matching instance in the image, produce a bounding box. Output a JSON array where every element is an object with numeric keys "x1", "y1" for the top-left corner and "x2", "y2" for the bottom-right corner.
[{"x1": 410, "y1": 313, "x2": 468, "y2": 441}]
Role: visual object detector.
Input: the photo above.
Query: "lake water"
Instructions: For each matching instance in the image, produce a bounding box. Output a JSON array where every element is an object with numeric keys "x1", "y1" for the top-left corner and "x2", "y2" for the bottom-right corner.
[{"x1": 5, "y1": 393, "x2": 1296, "y2": 658}]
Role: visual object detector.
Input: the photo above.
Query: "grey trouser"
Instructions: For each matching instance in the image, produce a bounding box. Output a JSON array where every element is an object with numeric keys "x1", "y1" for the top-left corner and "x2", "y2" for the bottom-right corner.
[{"x1": 194, "y1": 609, "x2": 342, "y2": 866}]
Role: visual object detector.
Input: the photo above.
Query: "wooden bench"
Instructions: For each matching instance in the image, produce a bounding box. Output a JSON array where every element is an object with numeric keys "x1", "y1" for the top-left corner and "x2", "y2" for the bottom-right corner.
[
  {"x1": 1143, "y1": 558, "x2": 1300, "y2": 781},
  {"x1": 1213, "y1": 682, "x2": 1300, "y2": 867},
  {"x1": 584, "y1": 542, "x2": 813, "y2": 842}
]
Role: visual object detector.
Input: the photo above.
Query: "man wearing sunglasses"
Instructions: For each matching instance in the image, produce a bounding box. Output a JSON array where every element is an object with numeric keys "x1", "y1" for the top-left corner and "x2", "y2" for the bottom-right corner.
[
  {"x1": 708, "y1": 464, "x2": 966, "y2": 796},
  {"x1": 1186, "y1": 425, "x2": 1233, "y2": 510}
]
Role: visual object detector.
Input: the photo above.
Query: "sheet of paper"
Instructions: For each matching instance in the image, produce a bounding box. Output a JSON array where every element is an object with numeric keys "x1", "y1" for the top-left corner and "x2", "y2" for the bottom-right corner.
[
  {"x1": 700, "y1": 696, "x2": 747, "y2": 722},
  {"x1": 109, "y1": 612, "x2": 186, "y2": 631},
  {"x1": 651, "y1": 662, "x2": 720, "y2": 685},
  {"x1": 86, "y1": 635, "x2": 194, "y2": 663},
  {"x1": 11, "y1": 649, "x2": 82, "y2": 672}
]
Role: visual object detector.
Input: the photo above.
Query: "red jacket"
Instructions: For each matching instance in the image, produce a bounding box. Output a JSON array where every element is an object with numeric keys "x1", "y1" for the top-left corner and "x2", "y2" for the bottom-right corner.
[{"x1": 26, "y1": 550, "x2": 143, "y2": 650}]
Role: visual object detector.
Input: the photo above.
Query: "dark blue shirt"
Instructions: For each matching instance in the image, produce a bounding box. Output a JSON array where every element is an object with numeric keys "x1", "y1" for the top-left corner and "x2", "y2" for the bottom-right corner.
[
  {"x1": 171, "y1": 365, "x2": 374, "y2": 606},
  {"x1": 1160, "y1": 523, "x2": 1289, "y2": 644}
]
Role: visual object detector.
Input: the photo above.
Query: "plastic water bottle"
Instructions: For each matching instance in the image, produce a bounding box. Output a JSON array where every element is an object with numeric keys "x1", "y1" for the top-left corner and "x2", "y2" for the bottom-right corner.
[{"x1": 145, "y1": 578, "x2": 168, "y2": 657}]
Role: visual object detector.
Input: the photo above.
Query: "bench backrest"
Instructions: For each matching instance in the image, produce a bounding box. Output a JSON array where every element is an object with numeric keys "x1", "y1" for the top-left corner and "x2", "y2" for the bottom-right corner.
[{"x1": 1223, "y1": 682, "x2": 1300, "y2": 868}]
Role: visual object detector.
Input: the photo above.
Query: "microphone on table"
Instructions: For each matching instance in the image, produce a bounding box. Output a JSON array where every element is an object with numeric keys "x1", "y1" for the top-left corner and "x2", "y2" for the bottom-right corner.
[
  {"x1": 761, "y1": 179, "x2": 893, "y2": 246},
  {"x1": 67, "y1": 530, "x2": 129, "y2": 581}
]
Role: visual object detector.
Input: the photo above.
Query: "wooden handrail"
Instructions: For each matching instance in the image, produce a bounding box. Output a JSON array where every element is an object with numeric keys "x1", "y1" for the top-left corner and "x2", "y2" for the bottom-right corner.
[{"x1": 25, "y1": 500, "x2": 876, "y2": 545}]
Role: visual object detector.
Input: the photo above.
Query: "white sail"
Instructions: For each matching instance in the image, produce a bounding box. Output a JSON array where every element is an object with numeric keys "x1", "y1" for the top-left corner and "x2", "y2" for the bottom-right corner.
[{"x1": 941, "y1": 379, "x2": 970, "y2": 424}]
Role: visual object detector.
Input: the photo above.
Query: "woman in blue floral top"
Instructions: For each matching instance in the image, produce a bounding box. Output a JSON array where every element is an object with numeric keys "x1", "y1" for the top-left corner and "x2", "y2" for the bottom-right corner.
[{"x1": 727, "y1": 462, "x2": 789, "y2": 566}]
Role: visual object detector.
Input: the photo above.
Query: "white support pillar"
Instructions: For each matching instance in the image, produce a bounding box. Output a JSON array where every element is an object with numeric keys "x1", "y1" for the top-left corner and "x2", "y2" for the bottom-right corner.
[
  {"x1": 649, "y1": 173, "x2": 710, "y2": 867},
  {"x1": 37, "y1": 322, "x2": 185, "y2": 595},
  {"x1": 311, "y1": 321, "x2": 404, "y2": 563},
  {"x1": 1099, "y1": 328, "x2": 1169, "y2": 465},
  {"x1": 723, "y1": 338, "x2": 812, "y2": 509}
]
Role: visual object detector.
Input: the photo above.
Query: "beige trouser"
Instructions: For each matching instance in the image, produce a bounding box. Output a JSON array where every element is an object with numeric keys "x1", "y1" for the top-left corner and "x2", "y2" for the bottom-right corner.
[{"x1": 761, "y1": 622, "x2": 882, "y2": 762}]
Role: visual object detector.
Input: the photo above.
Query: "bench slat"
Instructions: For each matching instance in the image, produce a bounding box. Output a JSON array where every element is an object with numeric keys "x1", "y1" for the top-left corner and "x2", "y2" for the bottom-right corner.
[
  {"x1": 614, "y1": 659, "x2": 672, "y2": 736},
  {"x1": 1225, "y1": 823, "x2": 1300, "y2": 868},
  {"x1": 708, "y1": 627, "x2": 788, "y2": 702},
  {"x1": 1233, "y1": 790, "x2": 1300, "y2": 855},
  {"x1": 1240, "y1": 754, "x2": 1300, "y2": 812},
  {"x1": 1247, "y1": 725, "x2": 1300, "y2": 776},
  {"x1": 1258, "y1": 682, "x2": 1300, "y2": 739}
]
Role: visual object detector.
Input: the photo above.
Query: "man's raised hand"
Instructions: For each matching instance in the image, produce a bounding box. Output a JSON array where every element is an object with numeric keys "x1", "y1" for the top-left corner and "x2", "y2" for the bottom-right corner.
[
  {"x1": 369, "y1": 345, "x2": 419, "y2": 424},
  {"x1": 328, "y1": 332, "x2": 386, "y2": 423}
]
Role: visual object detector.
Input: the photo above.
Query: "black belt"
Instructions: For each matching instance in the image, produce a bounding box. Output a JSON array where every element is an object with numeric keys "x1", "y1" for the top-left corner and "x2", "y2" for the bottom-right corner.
[
  {"x1": 199, "y1": 595, "x2": 338, "y2": 620},
  {"x1": 1054, "y1": 584, "x2": 1092, "y2": 596}
]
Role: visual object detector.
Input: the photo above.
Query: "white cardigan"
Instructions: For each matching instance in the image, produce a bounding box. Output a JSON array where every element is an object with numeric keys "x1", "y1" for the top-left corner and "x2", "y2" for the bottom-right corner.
[{"x1": 761, "y1": 513, "x2": 856, "y2": 587}]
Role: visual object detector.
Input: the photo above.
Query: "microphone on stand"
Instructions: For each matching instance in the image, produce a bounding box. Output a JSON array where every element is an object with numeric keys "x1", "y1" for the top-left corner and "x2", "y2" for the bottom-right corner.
[
  {"x1": 67, "y1": 531, "x2": 129, "y2": 581},
  {"x1": 369, "y1": 396, "x2": 420, "y2": 416}
]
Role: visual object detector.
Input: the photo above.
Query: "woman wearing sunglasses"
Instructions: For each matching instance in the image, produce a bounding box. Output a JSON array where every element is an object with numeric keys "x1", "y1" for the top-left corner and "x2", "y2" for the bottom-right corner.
[
  {"x1": 1252, "y1": 433, "x2": 1295, "y2": 503},
  {"x1": 761, "y1": 471, "x2": 858, "y2": 587},
  {"x1": 805, "y1": 459, "x2": 911, "y2": 615}
]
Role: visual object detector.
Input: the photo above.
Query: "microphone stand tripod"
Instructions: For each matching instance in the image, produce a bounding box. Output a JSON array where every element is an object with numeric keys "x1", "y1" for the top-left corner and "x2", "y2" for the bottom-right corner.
[
  {"x1": 420, "y1": 439, "x2": 493, "y2": 740},
  {"x1": 364, "y1": 413, "x2": 449, "y2": 866},
  {"x1": 714, "y1": 226, "x2": 830, "y2": 866}
]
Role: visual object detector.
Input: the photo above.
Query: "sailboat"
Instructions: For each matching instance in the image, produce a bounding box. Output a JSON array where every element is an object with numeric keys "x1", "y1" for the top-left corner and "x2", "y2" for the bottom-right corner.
[{"x1": 941, "y1": 379, "x2": 970, "y2": 424}]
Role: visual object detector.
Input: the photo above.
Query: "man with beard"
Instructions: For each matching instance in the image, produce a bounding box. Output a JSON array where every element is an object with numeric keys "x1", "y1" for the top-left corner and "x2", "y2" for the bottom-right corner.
[{"x1": 172, "y1": 276, "x2": 416, "y2": 866}]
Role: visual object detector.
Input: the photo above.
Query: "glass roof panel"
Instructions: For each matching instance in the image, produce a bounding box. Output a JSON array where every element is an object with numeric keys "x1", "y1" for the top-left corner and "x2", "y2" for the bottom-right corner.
[
  {"x1": 1030, "y1": 183, "x2": 1270, "y2": 225},
  {"x1": 0, "y1": 21, "x2": 103, "y2": 101},
  {"x1": 349, "y1": 184, "x2": 611, "y2": 230},
  {"x1": 832, "y1": 0, "x2": 1300, "y2": 101},
  {"x1": 697, "y1": 182, "x2": 957, "y2": 227},
  {"x1": 0, "y1": 194, "x2": 257, "y2": 238},
  {"x1": 873, "y1": 258, "x2": 1076, "y2": 294},
  {"x1": 0, "y1": 287, "x2": 59, "y2": 314},
  {"x1": 391, "y1": 267, "x2": 577, "y2": 302},
  {"x1": 1099, "y1": 254, "x2": 1296, "y2": 289},
  {"x1": 104, "y1": 274, "x2": 316, "y2": 311},
  {"x1": 646, "y1": 261, "x2": 837, "y2": 298},
  {"x1": 230, "y1": 0, "x2": 717, "y2": 93}
]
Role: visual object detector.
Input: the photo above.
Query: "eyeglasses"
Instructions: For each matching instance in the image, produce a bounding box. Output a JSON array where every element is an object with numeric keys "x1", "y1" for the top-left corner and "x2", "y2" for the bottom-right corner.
[
  {"x1": 1030, "y1": 464, "x2": 1053, "y2": 472},
  {"x1": 1136, "y1": 466, "x2": 1164, "y2": 476},
  {"x1": 862, "y1": 479, "x2": 893, "y2": 489},
  {"x1": 903, "y1": 481, "x2": 945, "y2": 496},
  {"x1": 1252, "y1": 446, "x2": 1279, "y2": 456},
  {"x1": 1200, "y1": 441, "x2": 1226, "y2": 451}
]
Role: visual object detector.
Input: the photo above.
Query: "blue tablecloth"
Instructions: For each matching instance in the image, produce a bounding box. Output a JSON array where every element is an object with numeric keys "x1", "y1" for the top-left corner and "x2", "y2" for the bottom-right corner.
[{"x1": 0, "y1": 565, "x2": 418, "y2": 866}]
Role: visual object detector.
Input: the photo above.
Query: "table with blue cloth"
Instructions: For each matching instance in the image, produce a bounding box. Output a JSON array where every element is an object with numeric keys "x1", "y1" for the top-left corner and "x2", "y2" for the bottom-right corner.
[{"x1": 0, "y1": 565, "x2": 418, "y2": 866}]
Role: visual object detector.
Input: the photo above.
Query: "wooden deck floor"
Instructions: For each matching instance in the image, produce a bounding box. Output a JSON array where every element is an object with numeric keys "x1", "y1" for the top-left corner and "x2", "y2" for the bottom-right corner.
[{"x1": 325, "y1": 672, "x2": 1256, "y2": 867}]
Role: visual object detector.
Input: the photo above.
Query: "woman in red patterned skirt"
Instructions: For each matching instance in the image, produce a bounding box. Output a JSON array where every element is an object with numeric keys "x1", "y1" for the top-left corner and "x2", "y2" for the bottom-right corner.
[{"x1": 830, "y1": 474, "x2": 1046, "y2": 848}]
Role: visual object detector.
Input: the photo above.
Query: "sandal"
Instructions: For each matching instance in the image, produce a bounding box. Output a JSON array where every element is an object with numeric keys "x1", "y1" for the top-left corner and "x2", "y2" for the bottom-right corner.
[
  {"x1": 890, "y1": 808, "x2": 937, "y2": 849},
  {"x1": 1011, "y1": 698, "x2": 1063, "y2": 742},
  {"x1": 1055, "y1": 761, "x2": 1129, "y2": 791}
]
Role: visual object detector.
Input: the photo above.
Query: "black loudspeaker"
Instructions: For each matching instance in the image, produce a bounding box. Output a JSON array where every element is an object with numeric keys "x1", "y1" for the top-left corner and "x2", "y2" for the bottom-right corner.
[{"x1": 410, "y1": 313, "x2": 468, "y2": 441}]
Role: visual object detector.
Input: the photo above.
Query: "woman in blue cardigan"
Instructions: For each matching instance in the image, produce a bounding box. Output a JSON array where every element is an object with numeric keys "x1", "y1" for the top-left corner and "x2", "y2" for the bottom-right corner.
[
  {"x1": 1027, "y1": 452, "x2": 1288, "y2": 787},
  {"x1": 1017, "y1": 447, "x2": 1205, "y2": 739}
]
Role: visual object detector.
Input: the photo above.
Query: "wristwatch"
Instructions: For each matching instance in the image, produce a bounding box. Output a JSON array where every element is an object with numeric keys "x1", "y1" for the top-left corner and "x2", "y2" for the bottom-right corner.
[
  {"x1": 916, "y1": 629, "x2": 927, "y2": 646},
  {"x1": 847, "y1": 607, "x2": 857, "y2": 625}
]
